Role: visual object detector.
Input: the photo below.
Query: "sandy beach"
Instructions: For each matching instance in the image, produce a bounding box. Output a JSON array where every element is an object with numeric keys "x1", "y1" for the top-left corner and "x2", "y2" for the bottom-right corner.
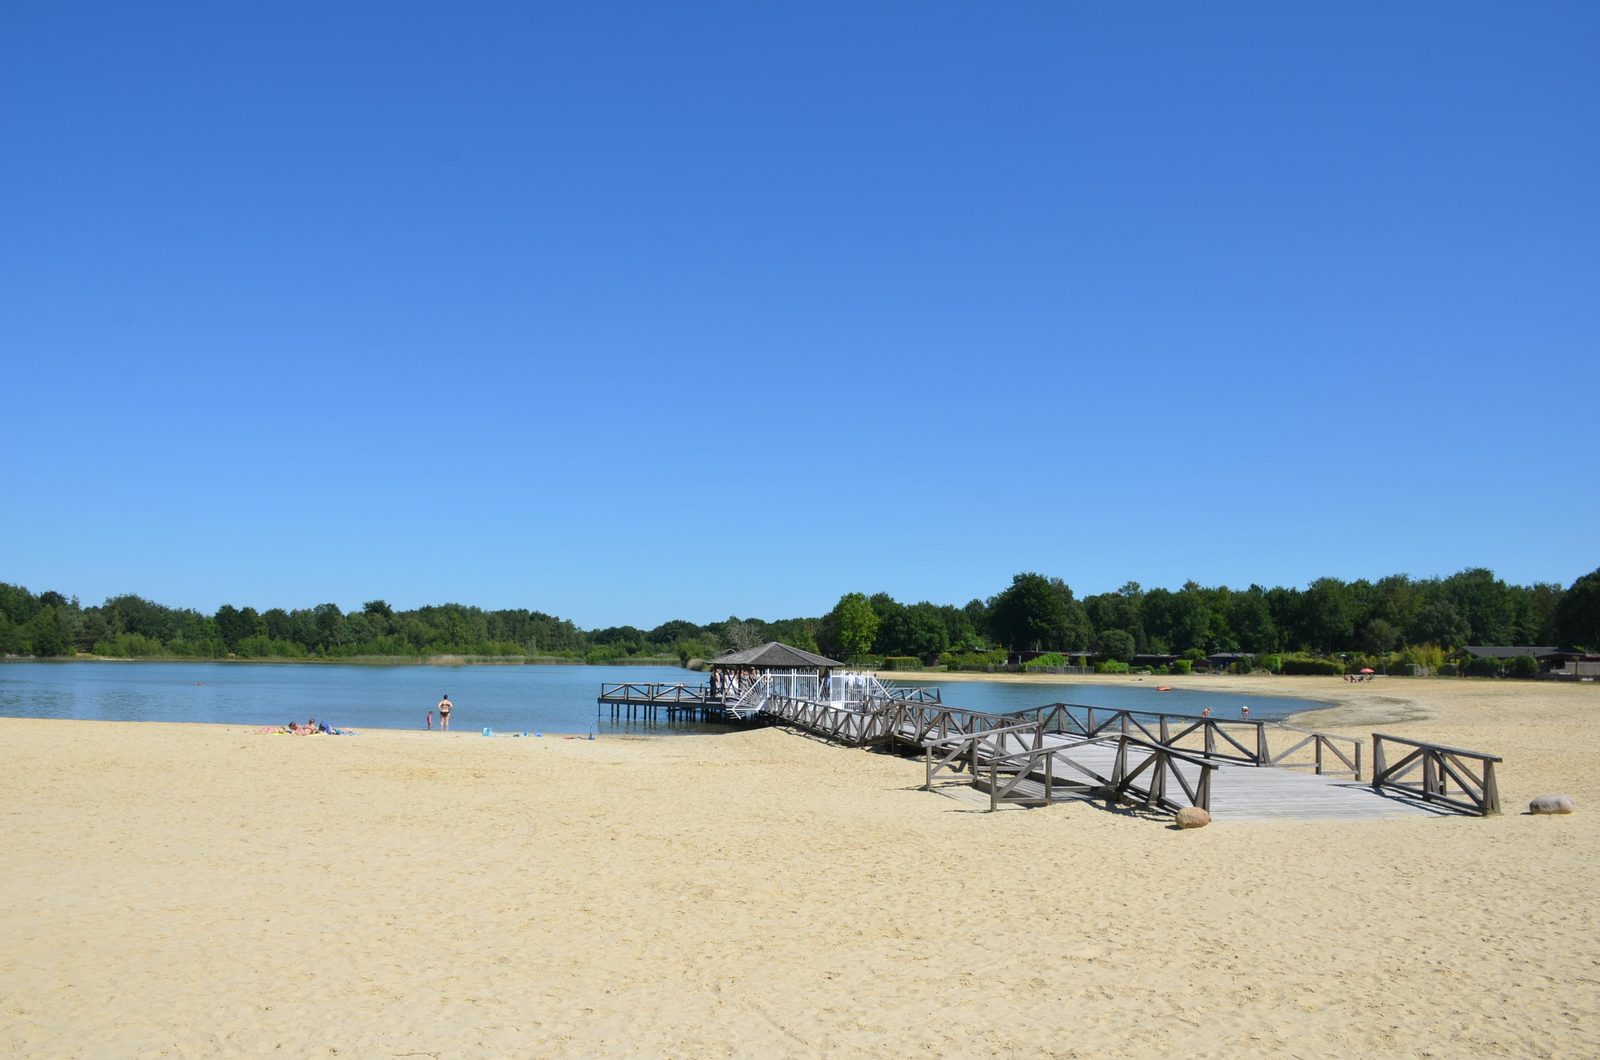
[{"x1": 3, "y1": 674, "x2": 1598, "y2": 1057}]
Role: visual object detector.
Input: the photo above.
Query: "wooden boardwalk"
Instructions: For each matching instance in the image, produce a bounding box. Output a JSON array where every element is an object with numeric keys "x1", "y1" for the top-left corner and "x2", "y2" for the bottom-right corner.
[
  {"x1": 765, "y1": 697, "x2": 1487, "y2": 823},
  {"x1": 966, "y1": 733, "x2": 1451, "y2": 822},
  {"x1": 602, "y1": 682, "x2": 1501, "y2": 824}
]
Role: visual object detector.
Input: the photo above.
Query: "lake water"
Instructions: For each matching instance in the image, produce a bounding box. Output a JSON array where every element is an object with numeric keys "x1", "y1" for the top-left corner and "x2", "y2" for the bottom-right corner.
[{"x1": 0, "y1": 661, "x2": 1331, "y2": 734}]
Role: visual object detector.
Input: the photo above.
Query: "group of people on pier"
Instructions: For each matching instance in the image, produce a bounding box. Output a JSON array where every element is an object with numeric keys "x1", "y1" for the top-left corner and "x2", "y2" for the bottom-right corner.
[{"x1": 709, "y1": 668, "x2": 760, "y2": 700}]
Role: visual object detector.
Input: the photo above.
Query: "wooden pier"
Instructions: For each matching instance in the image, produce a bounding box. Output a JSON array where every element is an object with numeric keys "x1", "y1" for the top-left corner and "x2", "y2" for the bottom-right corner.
[
  {"x1": 598, "y1": 672, "x2": 1503, "y2": 823},
  {"x1": 597, "y1": 682, "x2": 733, "y2": 723},
  {"x1": 764, "y1": 695, "x2": 1501, "y2": 823}
]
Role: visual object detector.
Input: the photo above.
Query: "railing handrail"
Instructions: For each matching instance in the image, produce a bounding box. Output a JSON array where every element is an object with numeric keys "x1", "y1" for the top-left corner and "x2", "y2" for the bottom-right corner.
[
  {"x1": 598, "y1": 681, "x2": 712, "y2": 703},
  {"x1": 1004, "y1": 701, "x2": 1364, "y2": 776},
  {"x1": 980, "y1": 733, "x2": 1217, "y2": 813},
  {"x1": 923, "y1": 721, "x2": 1045, "y2": 752},
  {"x1": 1372, "y1": 734, "x2": 1502, "y2": 815},
  {"x1": 1371, "y1": 732, "x2": 1503, "y2": 763}
]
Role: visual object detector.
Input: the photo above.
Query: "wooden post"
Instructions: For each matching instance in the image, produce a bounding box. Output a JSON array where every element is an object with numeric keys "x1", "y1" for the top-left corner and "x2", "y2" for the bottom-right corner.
[
  {"x1": 1110, "y1": 738, "x2": 1126, "y2": 807},
  {"x1": 1482, "y1": 759, "x2": 1500, "y2": 815}
]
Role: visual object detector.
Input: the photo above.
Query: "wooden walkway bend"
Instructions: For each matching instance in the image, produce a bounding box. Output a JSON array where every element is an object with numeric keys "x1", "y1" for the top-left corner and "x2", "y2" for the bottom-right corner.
[{"x1": 765, "y1": 696, "x2": 1501, "y2": 823}]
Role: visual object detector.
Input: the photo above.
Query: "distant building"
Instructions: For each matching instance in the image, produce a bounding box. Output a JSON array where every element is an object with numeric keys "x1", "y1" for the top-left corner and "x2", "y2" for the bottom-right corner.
[
  {"x1": 1448, "y1": 646, "x2": 1597, "y2": 676},
  {"x1": 1006, "y1": 649, "x2": 1096, "y2": 667},
  {"x1": 1200, "y1": 652, "x2": 1257, "y2": 671}
]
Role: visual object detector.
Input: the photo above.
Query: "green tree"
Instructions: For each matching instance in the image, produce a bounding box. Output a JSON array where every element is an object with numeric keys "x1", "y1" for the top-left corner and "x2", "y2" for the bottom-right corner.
[
  {"x1": 1095, "y1": 628, "x2": 1136, "y2": 662},
  {"x1": 1360, "y1": 618, "x2": 1401, "y2": 654},
  {"x1": 990, "y1": 573, "x2": 1072, "y2": 652},
  {"x1": 1409, "y1": 598, "x2": 1469, "y2": 648},
  {"x1": 1227, "y1": 585, "x2": 1278, "y2": 653},
  {"x1": 1142, "y1": 586, "x2": 1209, "y2": 654},
  {"x1": 1081, "y1": 586, "x2": 1145, "y2": 653},
  {"x1": 1511, "y1": 583, "x2": 1562, "y2": 644},
  {"x1": 647, "y1": 619, "x2": 704, "y2": 646},
  {"x1": 878, "y1": 601, "x2": 950, "y2": 660},
  {"x1": 1555, "y1": 567, "x2": 1600, "y2": 649},
  {"x1": 936, "y1": 604, "x2": 981, "y2": 650},
  {"x1": 27, "y1": 606, "x2": 71, "y2": 657},
  {"x1": 313, "y1": 603, "x2": 348, "y2": 652},
  {"x1": 1369, "y1": 574, "x2": 1422, "y2": 637},
  {"x1": 1300, "y1": 578, "x2": 1355, "y2": 654},
  {"x1": 1443, "y1": 568, "x2": 1517, "y2": 645},
  {"x1": 0, "y1": 612, "x2": 22, "y2": 654},
  {"x1": 214, "y1": 604, "x2": 265, "y2": 653},
  {"x1": 820, "y1": 593, "x2": 880, "y2": 661},
  {"x1": 867, "y1": 593, "x2": 908, "y2": 655}
]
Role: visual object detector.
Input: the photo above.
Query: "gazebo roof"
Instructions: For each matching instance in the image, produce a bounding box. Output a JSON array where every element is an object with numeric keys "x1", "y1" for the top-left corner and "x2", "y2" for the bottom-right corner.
[{"x1": 709, "y1": 641, "x2": 842, "y2": 669}]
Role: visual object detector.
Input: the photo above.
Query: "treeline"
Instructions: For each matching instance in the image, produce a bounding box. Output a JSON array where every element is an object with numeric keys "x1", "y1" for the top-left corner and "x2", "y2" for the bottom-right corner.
[
  {"x1": 2, "y1": 565, "x2": 1597, "y2": 665},
  {"x1": 813, "y1": 566, "x2": 1600, "y2": 664},
  {"x1": 0, "y1": 585, "x2": 815, "y2": 666}
]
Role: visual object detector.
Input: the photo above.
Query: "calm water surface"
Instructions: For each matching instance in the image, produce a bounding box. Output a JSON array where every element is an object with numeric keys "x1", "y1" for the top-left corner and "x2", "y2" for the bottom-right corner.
[{"x1": 0, "y1": 661, "x2": 1330, "y2": 734}]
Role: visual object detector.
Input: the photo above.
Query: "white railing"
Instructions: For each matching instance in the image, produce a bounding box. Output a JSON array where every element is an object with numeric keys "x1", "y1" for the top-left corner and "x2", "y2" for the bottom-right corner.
[
  {"x1": 724, "y1": 671, "x2": 942, "y2": 720},
  {"x1": 724, "y1": 670, "x2": 822, "y2": 718}
]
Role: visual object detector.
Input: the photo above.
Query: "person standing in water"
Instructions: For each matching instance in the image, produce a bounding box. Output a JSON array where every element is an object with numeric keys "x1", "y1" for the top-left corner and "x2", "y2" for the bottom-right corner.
[{"x1": 437, "y1": 694, "x2": 453, "y2": 731}]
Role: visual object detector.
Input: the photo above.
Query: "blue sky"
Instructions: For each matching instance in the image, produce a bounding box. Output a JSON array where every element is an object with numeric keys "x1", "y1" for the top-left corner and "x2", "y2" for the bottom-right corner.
[{"x1": 3, "y1": 2, "x2": 1595, "y2": 628}]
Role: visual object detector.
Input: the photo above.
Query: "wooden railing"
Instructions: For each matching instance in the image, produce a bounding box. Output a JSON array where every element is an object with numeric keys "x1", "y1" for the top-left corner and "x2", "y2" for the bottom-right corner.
[
  {"x1": 879, "y1": 685, "x2": 943, "y2": 704},
  {"x1": 978, "y1": 734, "x2": 1116, "y2": 810},
  {"x1": 977, "y1": 733, "x2": 1216, "y2": 814},
  {"x1": 1012, "y1": 704, "x2": 1270, "y2": 766},
  {"x1": 766, "y1": 695, "x2": 887, "y2": 745},
  {"x1": 1372, "y1": 734, "x2": 1502, "y2": 815},
  {"x1": 1268, "y1": 725, "x2": 1363, "y2": 779},
  {"x1": 886, "y1": 703, "x2": 1022, "y2": 751},
  {"x1": 922, "y1": 722, "x2": 1046, "y2": 790},
  {"x1": 1107, "y1": 736, "x2": 1216, "y2": 813},
  {"x1": 597, "y1": 682, "x2": 712, "y2": 705}
]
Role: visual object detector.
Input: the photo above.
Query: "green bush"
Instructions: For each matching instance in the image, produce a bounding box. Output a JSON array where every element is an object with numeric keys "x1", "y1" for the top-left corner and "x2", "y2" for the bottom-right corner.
[
  {"x1": 94, "y1": 632, "x2": 166, "y2": 658},
  {"x1": 1256, "y1": 654, "x2": 1283, "y2": 674},
  {"x1": 1281, "y1": 654, "x2": 1345, "y2": 676},
  {"x1": 1507, "y1": 654, "x2": 1540, "y2": 679},
  {"x1": 1093, "y1": 660, "x2": 1130, "y2": 674},
  {"x1": 1400, "y1": 643, "x2": 1446, "y2": 671},
  {"x1": 940, "y1": 649, "x2": 1008, "y2": 672},
  {"x1": 1170, "y1": 659, "x2": 1192, "y2": 675},
  {"x1": 1465, "y1": 655, "x2": 1501, "y2": 678},
  {"x1": 1022, "y1": 652, "x2": 1072, "y2": 670},
  {"x1": 880, "y1": 656, "x2": 923, "y2": 671}
]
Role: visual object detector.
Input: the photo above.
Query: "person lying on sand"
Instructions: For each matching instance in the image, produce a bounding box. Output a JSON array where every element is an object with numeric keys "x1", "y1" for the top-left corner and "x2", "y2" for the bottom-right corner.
[{"x1": 280, "y1": 718, "x2": 350, "y2": 735}]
